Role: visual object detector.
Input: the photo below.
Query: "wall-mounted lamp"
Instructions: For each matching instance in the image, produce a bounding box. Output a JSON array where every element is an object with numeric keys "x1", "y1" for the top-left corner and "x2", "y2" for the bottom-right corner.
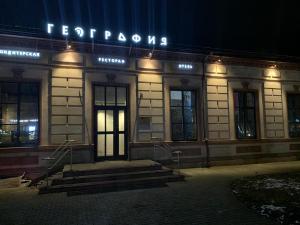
[{"x1": 66, "y1": 41, "x2": 72, "y2": 50}]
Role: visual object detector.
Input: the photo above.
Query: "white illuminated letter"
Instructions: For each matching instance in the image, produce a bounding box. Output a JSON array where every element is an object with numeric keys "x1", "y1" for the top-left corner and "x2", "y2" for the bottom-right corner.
[
  {"x1": 47, "y1": 23, "x2": 54, "y2": 34},
  {"x1": 90, "y1": 29, "x2": 96, "y2": 38},
  {"x1": 148, "y1": 36, "x2": 156, "y2": 45},
  {"x1": 160, "y1": 37, "x2": 168, "y2": 46},
  {"x1": 105, "y1": 30, "x2": 111, "y2": 40},
  {"x1": 118, "y1": 33, "x2": 127, "y2": 42},
  {"x1": 132, "y1": 34, "x2": 141, "y2": 43},
  {"x1": 74, "y1": 27, "x2": 84, "y2": 37},
  {"x1": 62, "y1": 25, "x2": 69, "y2": 36}
]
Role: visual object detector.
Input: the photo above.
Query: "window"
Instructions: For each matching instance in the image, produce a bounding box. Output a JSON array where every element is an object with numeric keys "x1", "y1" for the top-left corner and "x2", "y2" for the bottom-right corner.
[
  {"x1": 234, "y1": 91, "x2": 257, "y2": 139},
  {"x1": 287, "y1": 94, "x2": 300, "y2": 137},
  {"x1": 0, "y1": 82, "x2": 39, "y2": 146},
  {"x1": 170, "y1": 90, "x2": 197, "y2": 141},
  {"x1": 138, "y1": 117, "x2": 151, "y2": 131},
  {"x1": 94, "y1": 86, "x2": 127, "y2": 106}
]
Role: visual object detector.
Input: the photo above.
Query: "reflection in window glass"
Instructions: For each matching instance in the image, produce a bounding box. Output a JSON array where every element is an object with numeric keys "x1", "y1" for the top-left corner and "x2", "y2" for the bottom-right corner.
[
  {"x1": 171, "y1": 91, "x2": 182, "y2": 106},
  {"x1": 170, "y1": 90, "x2": 197, "y2": 141},
  {"x1": 0, "y1": 82, "x2": 39, "y2": 146},
  {"x1": 287, "y1": 94, "x2": 300, "y2": 137},
  {"x1": 106, "y1": 87, "x2": 115, "y2": 106},
  {"x1": 117, "y1": 87, "x2": 127, "y2": 106},
  {"x1": 234, "y1": 91, "x2": 257, "y2": 139},
  {"x1": 95, "y1": 86, "x2": 105, "y2": 106}
]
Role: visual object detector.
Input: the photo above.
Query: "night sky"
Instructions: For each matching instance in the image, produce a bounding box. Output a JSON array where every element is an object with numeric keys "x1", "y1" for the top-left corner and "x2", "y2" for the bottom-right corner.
[{"x1": 0, "y1": 0, "x2": 300, "y2": 57}]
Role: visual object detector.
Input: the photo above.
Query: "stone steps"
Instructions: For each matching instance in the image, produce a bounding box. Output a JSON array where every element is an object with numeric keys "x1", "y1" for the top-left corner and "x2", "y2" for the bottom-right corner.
[
  {"x1": 39, "y1": 160, "x2": 184, "y2": 194},
  {"x1": 52, "y1": 167, "x2": 174, "y2": 185}
]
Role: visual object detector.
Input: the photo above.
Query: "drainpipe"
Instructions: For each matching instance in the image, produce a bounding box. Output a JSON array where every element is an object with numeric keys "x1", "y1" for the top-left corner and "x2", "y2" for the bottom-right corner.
[{"x1": 202, "y1": 55, "x2": 210, "y2": 168}]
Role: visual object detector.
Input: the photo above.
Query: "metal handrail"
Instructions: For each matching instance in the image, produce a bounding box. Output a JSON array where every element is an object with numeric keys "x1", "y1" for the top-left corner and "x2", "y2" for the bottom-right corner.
[
  {"x1": 153, "y1": 142, "x2": 182, "y2": 171},
  {"x1": 43, "y1": 139, "x2": 76, "y2": 186}
]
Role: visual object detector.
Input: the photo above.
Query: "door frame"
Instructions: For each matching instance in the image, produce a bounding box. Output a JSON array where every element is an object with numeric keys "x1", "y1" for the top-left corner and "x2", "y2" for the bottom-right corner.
[{"x1": 92, "y1": 83, "x2": 129, "y2": 161}]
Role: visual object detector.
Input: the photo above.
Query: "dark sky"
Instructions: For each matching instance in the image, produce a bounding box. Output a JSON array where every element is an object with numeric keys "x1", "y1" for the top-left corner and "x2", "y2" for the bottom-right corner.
[{"x1": 0, "y1": 0, "x2": 300, "y2": 57}]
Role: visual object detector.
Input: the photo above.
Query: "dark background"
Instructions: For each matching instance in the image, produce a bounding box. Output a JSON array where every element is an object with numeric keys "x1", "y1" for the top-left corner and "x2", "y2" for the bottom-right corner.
[{"x1": 0, "y1": 0, "x2": 299, "y2": 57}]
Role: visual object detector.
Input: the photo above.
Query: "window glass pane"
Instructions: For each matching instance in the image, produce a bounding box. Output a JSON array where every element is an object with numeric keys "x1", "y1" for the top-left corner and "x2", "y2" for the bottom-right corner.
[
  {"x1": 295, "y1": 98, "x2": 300, "y2": 108},
  {"x1": 235, "y1": 110, "x2": 245, "y2": 138},
  {"x1": 183, "y1": 91, "x2": 194, "y2": 107},
  {"x1": 184, "y1": 123, "x2": 197, "y2": 140},
  {"x1": 170, "y1": 90, "x2": 197, "y2": 141},
  {"x1": 20, "y1": 94, "x2": 39, "y2": 144},
  {"x1": 20, "y1": 101, "x2": 39, "y2": 121},
  {"x1": 119, "y1": 134, "x2": 125, "y2": 156},
  {"x1": 172, "y1": 124, "x2": 184, "y2": 140},
  {"x1": 0, "y1": 124, "x2": 17, "y2": 146},
  {"x1": 106, "y1": 110, "x2": 114, "y2": 132},
  {"x1": 20, "y1": 123, "x2": 39, "y2": 144},
  {"x1": 184, "y1": 108, "x2": 196, "y2": 124},
  {"x1": 287, "y1": 94, "x2": 300, "y2": 137},
  {"x1": 287, "y1": 96, "x2": 294, "y2": 109},
  {"x1": 1, "y1": 104, "x2": 18, "y2": 124},
  {"x1": 171, "y1": 107, "x2": 183, "y2": 124},
  {"x1": 238, "y1": 92, "x2": 244, "y2": 108},
  {"x1": 234, "y1": 91, "x2": 256, "y2": 139},
  {"x1": 170, "y1": 91, "x2": 182, "y2": 106},
  {"x1": 118, "y1": 110, "x2": 125, "y2": 131},
  {"x1": 106, "y1": 134, "x2": 114, "y2": 156},
  {"x1": 138, "y1": 117, "x2": 151, "y2": 131},
  {"x1": 117, "y1": 87, "x2": 126, "y2": 106},
  {"x1": 1, "y1": 83, "x2": 18, "y2": 103},
  {"x1": 106, "y1": 87, "x2": 115, "y2": 106},
  {"x1": 0, "y1": 82, "x2": 40, "y2": 146},
  {"x1": 246, "y1": 93, "x2": 255, "y2": 107},
  {"x1": 97, "y1": 134, "x2": 105, "y2": 157},
  {"x1": 95, "y1": 86, "x2": 105, "y2": 106},
  {"x1": 97, "y1": 110, "x2": 105, "y2": 132},
  {"x1": 21, "y1": 83, "x2": 38, "y2": 95}
]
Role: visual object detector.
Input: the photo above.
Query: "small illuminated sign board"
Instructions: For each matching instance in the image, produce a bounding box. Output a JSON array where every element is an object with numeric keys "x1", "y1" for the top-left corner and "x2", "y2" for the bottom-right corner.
[
  {"x1": 46, "y1": 23, "x2": 168, "y2": 47},
  {"x1": 0, "y1": 49, "x2": 41, "y2": 58},
  {"x1": 178, "y1": 63, "x2": 193, "y2": 70},
  {"x1": 97, "y1": 56, "x2": 126, "y2": 65}
]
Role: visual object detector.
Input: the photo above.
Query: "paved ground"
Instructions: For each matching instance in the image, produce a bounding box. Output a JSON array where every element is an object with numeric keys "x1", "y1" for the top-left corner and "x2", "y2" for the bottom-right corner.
[{"x1": 1, "y1": 161, "x2": 300, "y2": 225}]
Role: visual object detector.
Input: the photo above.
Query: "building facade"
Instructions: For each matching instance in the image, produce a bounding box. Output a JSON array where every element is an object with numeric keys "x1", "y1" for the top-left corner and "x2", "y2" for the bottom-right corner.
[{"x1": 0, "y1": 34, "x2": 300, "y2": 170}]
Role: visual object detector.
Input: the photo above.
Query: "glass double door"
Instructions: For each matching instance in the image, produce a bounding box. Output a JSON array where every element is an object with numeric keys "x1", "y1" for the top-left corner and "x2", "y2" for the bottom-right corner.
[
  {"x1": 94, "y1": 85, "x2": 128, "y2": 160},
  {"x1": 96, "y1": 108, "x2": 127, "y2": 159}
]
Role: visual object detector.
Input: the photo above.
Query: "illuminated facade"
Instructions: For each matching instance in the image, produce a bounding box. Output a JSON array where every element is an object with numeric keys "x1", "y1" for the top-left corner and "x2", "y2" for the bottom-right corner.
[{"x1": 0, "y1": 34, "x2": 300, "y2": 170}]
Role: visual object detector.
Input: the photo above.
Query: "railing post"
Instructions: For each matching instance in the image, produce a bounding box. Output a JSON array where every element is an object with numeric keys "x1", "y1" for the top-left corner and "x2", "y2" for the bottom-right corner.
[
  {"x1": 70, "y1": 145, "x2": 73, "y2": 171},
  {"x1": 46, "y1": 170, "x2": 49, "y2": 187}
]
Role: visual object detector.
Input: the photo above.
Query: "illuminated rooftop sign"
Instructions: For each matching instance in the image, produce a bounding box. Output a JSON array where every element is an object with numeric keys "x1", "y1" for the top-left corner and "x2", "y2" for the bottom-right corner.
[
  {"x1": 97, "y1": 56, "x2": 126, "y2": 65},
  {"x1": 46, "y1": 23, "x2": 168, "y2": 47},
  {"x1": 178, "y1": 63, "x2": 193, "y2": 70},
  {"x1": 0, "y1": 49, "x2": 40, "y2": 58}
]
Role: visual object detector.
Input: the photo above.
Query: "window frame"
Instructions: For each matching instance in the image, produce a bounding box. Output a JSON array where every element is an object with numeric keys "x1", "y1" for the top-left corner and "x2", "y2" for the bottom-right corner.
[
  {"x1": 170, "y1": 89, "x2": 198, "y2": 141},
  {"x1": 0, "y1": 81, "x2": 40, "y2": 147},
  {"x1": 233, "y1": 90, "x2": 258, "y2": 140},
  {"x1": 287, "y1": 93, "x2": 300, "y2": 138}
]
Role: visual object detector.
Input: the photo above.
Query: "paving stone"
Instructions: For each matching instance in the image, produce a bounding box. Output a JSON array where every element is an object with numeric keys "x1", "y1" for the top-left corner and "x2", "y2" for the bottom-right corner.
[{"x1": 2, "y1": 161, "x2": 300, "y2": 225}]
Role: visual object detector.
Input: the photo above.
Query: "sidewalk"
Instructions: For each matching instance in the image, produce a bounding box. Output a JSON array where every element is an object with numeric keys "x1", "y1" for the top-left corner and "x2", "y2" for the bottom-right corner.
[{"x1": 1, "y1": 161, "x2": 300, "y2": 225}]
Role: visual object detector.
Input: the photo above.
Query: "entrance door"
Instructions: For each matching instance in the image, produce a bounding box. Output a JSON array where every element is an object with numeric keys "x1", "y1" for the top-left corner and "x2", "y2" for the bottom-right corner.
[{"x1": 94, "y1": 86, "x2": 128, "y2": 160}]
